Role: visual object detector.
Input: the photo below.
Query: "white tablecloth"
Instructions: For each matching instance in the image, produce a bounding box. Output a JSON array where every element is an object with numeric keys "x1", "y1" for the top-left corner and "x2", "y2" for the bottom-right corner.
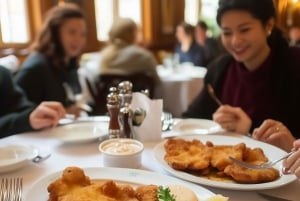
[
  {"x1": 155, "y1": 65, "x2": 206, "y2": 117},
  {"x1": 0, "y1": 121, "x2": 298, "y2": 201}
]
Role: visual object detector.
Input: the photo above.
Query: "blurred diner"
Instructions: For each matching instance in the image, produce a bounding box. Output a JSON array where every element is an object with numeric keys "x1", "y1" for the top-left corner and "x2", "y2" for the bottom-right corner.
[
  {"x1": 0, "y1": 65, "x2": 66, "y2": 138},
  {"x1": 14, "y1": 3, "x2": 87, "y2": 117},
  {"x1": 98, "y1": 17, "x2": 160, "y2": 85},
  {"x1": 288, "y1": 25, "x2": 300, "y2": 47},
  {"x1": 174, "y1": 22, "x2": 205, "y2": 66},
  {"x1": 195, "y1": 20, "x2": 224, "y2": 66},
  {"x1": 182, "y1": 0, "x2": 300, "y2": 151}
]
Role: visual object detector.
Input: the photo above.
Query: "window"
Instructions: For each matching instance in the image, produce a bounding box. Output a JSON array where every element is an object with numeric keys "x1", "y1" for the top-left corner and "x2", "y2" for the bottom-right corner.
[
  {"x1": 184, "y1": 0, "x2": 219, "y2": 36},
  {"x1": 184, "y1": 0, "x2": 200, "y2": 25},
  {"x1": 94, "y1": 0, "x2": 141, "y2": 41},
  {"x1": 0, "y1": 0, "x2": 29, "y2": 44},
  {"x1": 201, "y1": 0, "x2": 219, "y2": 36}
]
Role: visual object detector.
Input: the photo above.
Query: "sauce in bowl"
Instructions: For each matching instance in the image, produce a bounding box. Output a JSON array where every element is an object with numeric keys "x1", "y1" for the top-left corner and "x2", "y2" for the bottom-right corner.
[
  {"x1": 101, "y1": 140, "x2": 142, "y2": 155},
  {"x1": 99, "y1": 139, "x2": 144, "y2": 168}
]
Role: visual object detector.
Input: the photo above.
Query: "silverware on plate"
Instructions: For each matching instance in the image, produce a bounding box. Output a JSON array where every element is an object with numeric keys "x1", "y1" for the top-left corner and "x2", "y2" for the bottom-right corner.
[
  {"x1": 32, "y1": 154, "x2": 51, "y2": 163},
  {"x1": 229, "y1": 150, "x2": 296, "y2": 169},
  {"x1": 257, "y1": 192, "x2": 292, "y2": 201}
]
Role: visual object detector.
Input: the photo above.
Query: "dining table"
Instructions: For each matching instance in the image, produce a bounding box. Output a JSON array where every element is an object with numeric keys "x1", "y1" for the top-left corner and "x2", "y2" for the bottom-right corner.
[
  {"x1": 0, "y1": 118, "x2": 299, "y2": 201},
  {"x1": 154, "y1": 65, "x2": 207, "y2": 118}
]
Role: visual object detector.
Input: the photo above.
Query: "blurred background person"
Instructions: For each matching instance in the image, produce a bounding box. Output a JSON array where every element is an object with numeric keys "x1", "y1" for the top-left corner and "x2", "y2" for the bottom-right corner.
[
  {"x1": 99, "y1": 17, "x2": 160, "y2": 84},
  {"x1": 174, "y1": 22, "x2": 205, "y2": 66},
  {"x1": 14, "y1": 3, "x2": 87, "y2": 117},
  {"x1": 288, "y1": 25, "x2": 300, "y2": 47},
  {"x1": 182, "y1": 0, "x2": 300, "y2": 151},
  {"x1": 0, "y1": 65, "x2": 65, "y2": 137},
  {"x1": 195, "y1": 20, "x2": 224, "y2": 66}
]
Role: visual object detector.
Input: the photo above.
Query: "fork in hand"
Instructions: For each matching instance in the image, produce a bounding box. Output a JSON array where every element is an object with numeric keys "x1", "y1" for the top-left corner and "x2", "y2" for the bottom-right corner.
[
  {"x1": 229, "y1": 150, "x2": 296, "y2": 169},
  {"x1": 207, "y1": 84, "x2": 222, "y2": 106}
]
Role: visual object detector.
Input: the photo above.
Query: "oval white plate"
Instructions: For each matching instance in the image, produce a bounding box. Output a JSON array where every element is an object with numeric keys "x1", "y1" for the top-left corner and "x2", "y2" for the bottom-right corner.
[
  {"x1": 153, "y1": 134, "x2": 297, "y2": 191},
  {"x1": 0, "y1": 145, "x2": 38, "y2": 173},
  {"x1": 46, "y1": 121, "x2": 108, "y2": 144},
  {"x1": 25, "y1": 167, "x2": 216, "y2": 201},
  {"x1": 173, "y1": 119, "x2": 222, "y2": 135}
]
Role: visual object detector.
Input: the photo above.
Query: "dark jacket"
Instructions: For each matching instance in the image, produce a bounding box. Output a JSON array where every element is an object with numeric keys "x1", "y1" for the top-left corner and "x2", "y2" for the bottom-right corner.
[
  {"x1": 0, "y1": 66, "x2": 35, "y2": 137},
  {"x1": 14, "y1": 52, "x2": 81, "y2": 107},
  {"x1": 175, "y1": 41, "x2": 205, "y2": 66},
  {"x1": 182, "y1": 47, "x2": 300, "y2": 137}
]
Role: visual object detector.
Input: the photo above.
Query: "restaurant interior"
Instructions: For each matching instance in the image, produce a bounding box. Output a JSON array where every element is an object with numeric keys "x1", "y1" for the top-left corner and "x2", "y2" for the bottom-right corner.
[{"x1": 0, "y1": 0, "x2": 300, "y2": 201}]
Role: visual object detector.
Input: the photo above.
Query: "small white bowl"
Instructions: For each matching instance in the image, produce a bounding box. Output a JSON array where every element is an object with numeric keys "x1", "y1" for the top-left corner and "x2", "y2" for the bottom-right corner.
[{"x1": 99, "y1": 138, "x2": 144, "y2": 169}]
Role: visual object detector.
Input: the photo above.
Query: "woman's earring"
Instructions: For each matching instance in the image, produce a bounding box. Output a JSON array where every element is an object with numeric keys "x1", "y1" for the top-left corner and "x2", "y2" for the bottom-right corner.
[{"x1": 268, "y1": 30, "x2": 272, "y2": 36}]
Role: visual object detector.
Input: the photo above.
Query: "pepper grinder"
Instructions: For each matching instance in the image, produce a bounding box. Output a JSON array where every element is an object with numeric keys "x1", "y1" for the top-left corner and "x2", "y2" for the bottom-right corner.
[{"x1": 106, "y1": 87, "x2": 121, "y2": 138}]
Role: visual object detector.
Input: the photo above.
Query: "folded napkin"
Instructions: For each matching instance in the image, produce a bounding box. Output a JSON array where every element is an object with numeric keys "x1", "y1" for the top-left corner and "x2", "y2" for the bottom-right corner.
[{"x1": 131, "y1": 92, "x2": 163, "y2": 142}]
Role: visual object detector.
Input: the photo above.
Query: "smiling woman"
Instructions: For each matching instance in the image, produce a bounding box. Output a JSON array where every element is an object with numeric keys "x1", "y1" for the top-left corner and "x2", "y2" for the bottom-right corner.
[
  {"x1": 182, "y1": 0, "x2": 300, "y2": 151},
  {"x1": 14, "y1": 3, "x2": 88, "y2": 117}
]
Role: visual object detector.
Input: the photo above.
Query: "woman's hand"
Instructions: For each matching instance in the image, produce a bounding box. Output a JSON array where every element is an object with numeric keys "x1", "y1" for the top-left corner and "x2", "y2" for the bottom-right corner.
[
  {"x1": 212, "y1": 105, "x2": 252, "y2": 134},
  {"x1": 29, "y1": 101, "x2": 66, "y2": 129},
  {"x1": 283, "y1": 139, "x2": 300, "y2": 178},
  {"x1": 65, "y1": 104, "x2": 83, "y2": 117},
  {"x1": 252, "y1": 119, "x2": 296, "y2": 152}
]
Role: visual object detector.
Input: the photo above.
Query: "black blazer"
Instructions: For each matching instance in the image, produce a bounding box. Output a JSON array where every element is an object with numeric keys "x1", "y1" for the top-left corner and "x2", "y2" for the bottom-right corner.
[{"x1": 0, "y1": 66, "x2": 35, "y2": 137}]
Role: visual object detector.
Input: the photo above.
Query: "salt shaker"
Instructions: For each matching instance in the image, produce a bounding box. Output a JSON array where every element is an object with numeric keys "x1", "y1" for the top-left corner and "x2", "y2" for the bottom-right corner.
[
  {"x1": 119, "y1": 103, "x2": 134, "y2": 138},
  {"x1": 106, "y1": 87, "x2": 121, "y2": 138},
  {"x1": 118, "y1": 81, "x2": 133, "y2": 107},
  {"x1": 118, "y1": 81, "x2": 134, "y2": 138}
]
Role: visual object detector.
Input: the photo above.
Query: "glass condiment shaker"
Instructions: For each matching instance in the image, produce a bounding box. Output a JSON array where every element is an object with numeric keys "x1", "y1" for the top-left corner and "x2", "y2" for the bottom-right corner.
[
  {"x1": 106, "y1": 87, "x2": 121, "y2": 138},
  {"x1": 119, "y1": 103, "x2": 134, "y2": 138}
]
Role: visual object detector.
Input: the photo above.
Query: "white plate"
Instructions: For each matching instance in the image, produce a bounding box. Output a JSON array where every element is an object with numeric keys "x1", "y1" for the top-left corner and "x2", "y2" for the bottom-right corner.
[
  {"x1": 25, "y1": 167, "x2": 216, "y2": 201},
  {"x1": 0, "y1": 145, "x2": 38, "y2": 173},
  {"x1": 153, "y1": 134, "x2": 297, "y2": 190},
  {"x1": 46, "y1": 122, "x2": 108, "y2": 144},
  {"x1": 172, "y1": 119, "x2": 222, "y2": 135}
]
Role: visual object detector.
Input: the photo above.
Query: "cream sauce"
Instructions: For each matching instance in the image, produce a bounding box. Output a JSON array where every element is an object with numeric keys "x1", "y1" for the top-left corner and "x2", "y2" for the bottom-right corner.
[{"x1": 102, "y1": 141, "x2": 142, "y2": 155}]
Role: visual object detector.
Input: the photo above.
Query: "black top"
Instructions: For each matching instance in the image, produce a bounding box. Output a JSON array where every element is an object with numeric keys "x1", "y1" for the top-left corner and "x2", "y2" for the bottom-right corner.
[
  {"x1": 182, "y1": 47, "x2": 300, "y2": 137},
  {"x1": 0, "y1": 66, "x2": 35, "y2": 137},
  {"x1": 14, "y1": 52, "x2": 81, "y2": 107}
]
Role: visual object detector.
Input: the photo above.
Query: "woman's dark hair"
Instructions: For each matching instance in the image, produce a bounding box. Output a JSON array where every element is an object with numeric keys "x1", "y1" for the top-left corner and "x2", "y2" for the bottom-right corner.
[
  {"x1": 216, "y1": 0, "x2": 275, "y2": 26},
  {"x1": 178, "y1": 22, "x2": 195, "y2": 38},
  {"x1": 31, "y1": 3, "x2": 86, "y2": 71}
]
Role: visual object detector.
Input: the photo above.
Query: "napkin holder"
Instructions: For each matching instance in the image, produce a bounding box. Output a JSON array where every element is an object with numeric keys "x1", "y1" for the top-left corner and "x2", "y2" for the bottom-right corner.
[{"x1": 130, "y1": 92, "x2": 163, "y2": 142}]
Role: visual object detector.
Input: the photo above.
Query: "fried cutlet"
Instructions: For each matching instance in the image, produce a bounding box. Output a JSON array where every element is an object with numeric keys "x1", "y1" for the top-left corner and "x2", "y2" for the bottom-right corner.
[
  {"x1": 164, "y1": 138, "x2": 213, "y2": 170},
  {"x1": 210, "y1": 142, "x2": 246, "y2": 171}
]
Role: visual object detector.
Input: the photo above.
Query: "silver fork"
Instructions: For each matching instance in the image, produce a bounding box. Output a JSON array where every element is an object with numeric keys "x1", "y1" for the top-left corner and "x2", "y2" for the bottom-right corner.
[
  {"x1": 229, "y1": 150, "x2": 296, "y2": 169},
  {"x1": 0, "y1": 177, "x2": 22, "y2": 201},
  {"x1": 162, "y1": 112, "x2": 173, "y2": 131}
]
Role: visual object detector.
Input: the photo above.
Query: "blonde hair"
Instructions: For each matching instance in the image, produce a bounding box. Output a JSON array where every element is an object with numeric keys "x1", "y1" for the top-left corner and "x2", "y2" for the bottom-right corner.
[
  {"x1": 101, "y1": 18, "x2": 137, "y2": 68},
  {"x1": 109, "y1": 18, "x2": 137, "y2": 45}
]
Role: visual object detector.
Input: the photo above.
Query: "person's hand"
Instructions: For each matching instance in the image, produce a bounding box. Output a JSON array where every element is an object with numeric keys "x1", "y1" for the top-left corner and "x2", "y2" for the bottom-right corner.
[
  {"x1": 283, "y1": 139, "x2": 300, "y2": 178},
  {"x1": 29, "y1": 102, "x2": 66, "y2": 130},
  {"x1": 66, "y1": 104, "x2": 83, "y2": 117},
  {"x1": 212, "y1": 105, "x2": 252, "y2": 134},
  {"x1": 252, "y1": 119, "x2": 296, "y2": 152}
]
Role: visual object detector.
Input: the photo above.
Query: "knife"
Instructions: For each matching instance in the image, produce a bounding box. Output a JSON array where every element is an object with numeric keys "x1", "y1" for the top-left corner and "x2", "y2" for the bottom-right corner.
[{"x1": 257, "y1": 193, "x2": 292, "y2": 201}]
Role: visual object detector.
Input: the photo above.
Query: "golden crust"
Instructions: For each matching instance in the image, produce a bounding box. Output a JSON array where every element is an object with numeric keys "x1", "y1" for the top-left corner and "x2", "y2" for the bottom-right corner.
[
  {"x1": 163, "y1": 139, "x2": 280, "y2": 184},
  {"x1": 164, "y1": 138, "x2": 213, "y2": 170}
]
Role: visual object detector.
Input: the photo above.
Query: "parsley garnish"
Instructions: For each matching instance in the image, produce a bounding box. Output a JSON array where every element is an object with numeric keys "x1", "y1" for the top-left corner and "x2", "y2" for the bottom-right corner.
[{"x1": 157, "y1": 186, "x2": 176, "y2": 201}]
